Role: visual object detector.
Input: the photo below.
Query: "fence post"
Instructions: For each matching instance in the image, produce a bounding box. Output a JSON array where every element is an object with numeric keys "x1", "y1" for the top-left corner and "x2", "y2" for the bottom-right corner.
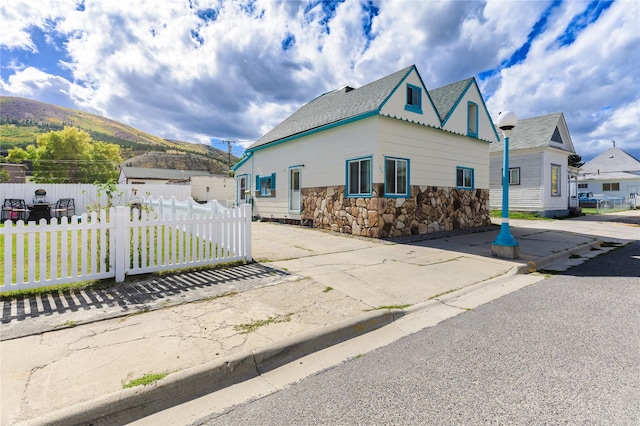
[
  {"x1": 244, "y1": 204, "x2": 252, "y2": 261},
  {"x1": 114, "y1": 206, "x2": 128, "y2": 283}
]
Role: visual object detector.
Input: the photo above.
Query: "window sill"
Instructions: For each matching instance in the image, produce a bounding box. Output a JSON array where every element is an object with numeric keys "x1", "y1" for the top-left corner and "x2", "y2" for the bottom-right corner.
[{"x1": 404, "y1": 105, "x2": 422, "y2": 114}]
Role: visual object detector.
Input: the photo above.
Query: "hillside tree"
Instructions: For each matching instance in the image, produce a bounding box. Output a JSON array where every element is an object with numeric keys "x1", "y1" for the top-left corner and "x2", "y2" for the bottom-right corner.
[{"x1": 7, "y1": 126, "x2": 122, "y2": 183}]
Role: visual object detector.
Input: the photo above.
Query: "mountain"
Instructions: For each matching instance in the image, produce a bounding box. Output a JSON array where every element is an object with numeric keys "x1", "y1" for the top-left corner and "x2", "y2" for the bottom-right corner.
[{"x1": 0, "y1": 96, "x2": 239, "y2": 173}]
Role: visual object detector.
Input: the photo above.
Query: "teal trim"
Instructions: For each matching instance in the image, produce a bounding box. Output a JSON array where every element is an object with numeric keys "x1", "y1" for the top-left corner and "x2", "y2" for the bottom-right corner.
[
  {"x1": 405, "y1": 84, "x2": 423, "y2": 114},
  {"x1": 231, "y1": 152, "x2": 252, "y2": 171},
  {"x1": 384, "y1": 156, "x2": 410, "y2": 198},
  {"x1": 345, "y1": 156, "x2": 373, "y2": 198},
  {"x1": 247, "y1": 110, "x2": 379, "y2": 154},
  {"x1": 379, "y1": 65, "x2": 440, "y2": 122},
  {"x1": 288, "y1": 165, "x2": 302, "y2": 214},
  {"x1": 441, "y1": 79, "x2": 474, "y2": 127},
  {"x1": 456, "y1": 166, "x2": 474, "y2": 190},
  {"x1": 257, "y1": 172, "x2": 276, "y2": 197},
  {"x1": 236, "y1": 174, "x2": 249, "y2": 205},
  {"x1": 467, "y1": 101, "x2": 478, "y2": 138}
]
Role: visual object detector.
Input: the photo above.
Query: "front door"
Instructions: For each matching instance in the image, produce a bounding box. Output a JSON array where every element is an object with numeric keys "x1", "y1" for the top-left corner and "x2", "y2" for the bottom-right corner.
[{"x1": 289, "y1": 167, "x2": 301, "y2": 213}]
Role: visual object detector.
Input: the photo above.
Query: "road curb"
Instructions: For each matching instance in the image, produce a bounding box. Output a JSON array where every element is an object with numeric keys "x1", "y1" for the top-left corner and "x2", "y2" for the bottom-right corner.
[
  {"x1": 516, "y1": 240, "x2": 601, "y2": 274},
  {"x1": 17, "y1": 309, "x2": 405, "y2": 426}
]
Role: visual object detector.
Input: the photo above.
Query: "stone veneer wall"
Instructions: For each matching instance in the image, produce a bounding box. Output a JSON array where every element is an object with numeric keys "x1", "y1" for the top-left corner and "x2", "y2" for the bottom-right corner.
[{"x1": 302, "y1": 184, "x2": 491, "y2": 239}]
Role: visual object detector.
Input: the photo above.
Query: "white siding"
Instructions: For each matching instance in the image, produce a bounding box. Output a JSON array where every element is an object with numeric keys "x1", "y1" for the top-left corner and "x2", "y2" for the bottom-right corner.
[
  {"x1": 541, "y1": 150, "x2": 570, "y2": 210},
  {"x1": 379, "y1": 69, "x2": 441, "y2": 127},
  {"x1": 190, "y1": 175, "x2": 235, "y2": 204},
  {"x1": 489, "y1": 148, "x2": 571, "y2": 212},
  {"x1": 379, "y1": 117, "x2": 490, "y2": 188},
  {"x1": 441, "y1": 83, "x2": 499, "y2": 143},
  {"x1": 236, "y1": 117, "x2": 381, "y2": 219}
]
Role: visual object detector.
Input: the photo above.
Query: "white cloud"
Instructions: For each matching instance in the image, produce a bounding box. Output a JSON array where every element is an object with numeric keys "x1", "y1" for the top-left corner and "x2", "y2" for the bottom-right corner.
[{"x1": 1, "y1": 0, "x2": 639, "y2": 160}]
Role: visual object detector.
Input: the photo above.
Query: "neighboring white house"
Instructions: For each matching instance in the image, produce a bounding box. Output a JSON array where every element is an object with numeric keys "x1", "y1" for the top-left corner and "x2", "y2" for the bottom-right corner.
[
  {"x1": 489, "y1": 112, "x2": 577, "y2": 217},
  {"x1": 577, "y1": 145, "x2": 640, "y2": 199},
  {"x1": 232, "y1": 65, "x2": 500, "y2": 238},
  {"x1": 118, "y1": 167, "x2": 234, "y2": 204}
]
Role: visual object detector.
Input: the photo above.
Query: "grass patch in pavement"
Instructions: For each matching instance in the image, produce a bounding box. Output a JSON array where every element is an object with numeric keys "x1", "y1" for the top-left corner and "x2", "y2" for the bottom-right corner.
[
  {"x1": 122, "y1": 372, "x2": 169, "y2": 389},
  {"x1": 489, "y1": 210, "x2": 553, "y2": 220},
  {"x1": 322, "y1": 286, "x2": 333, "y2": 293},
  {"x1": 428, "y1": 288, "x2": 462, "y2": 300},
  {"x1": 234, "y1": 313, "x2": 293, "y2": 334},
  {"x1": 365, "y1": 304, "x2": 412, "y2": 311}
]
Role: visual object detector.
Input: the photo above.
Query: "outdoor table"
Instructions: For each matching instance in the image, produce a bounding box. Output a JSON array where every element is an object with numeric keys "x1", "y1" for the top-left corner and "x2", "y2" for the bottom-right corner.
[{"x1": 28, "y1": 203, "x2": 52, "y2": 223}]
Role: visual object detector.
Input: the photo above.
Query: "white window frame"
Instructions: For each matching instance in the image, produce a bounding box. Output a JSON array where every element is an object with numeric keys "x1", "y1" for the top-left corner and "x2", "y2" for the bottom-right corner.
[
  {"x1": 384, "y1": 157, "x2": 409, "y2": 197},
  {"x1": 456, "y1": 166, "x2": 474, "y2": 189},
  {"x1": 346, "y1": 157, "x2": 372, "y2": 197},
  {"x1": 551, "y1": 164, "x2": 561, "y2": 196}
]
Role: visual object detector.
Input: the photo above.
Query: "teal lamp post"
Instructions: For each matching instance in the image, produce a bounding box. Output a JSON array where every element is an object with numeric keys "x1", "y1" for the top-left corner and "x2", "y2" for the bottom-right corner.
[{"x1": 491, "y1": 111, "x2": 519, "y2": 259}]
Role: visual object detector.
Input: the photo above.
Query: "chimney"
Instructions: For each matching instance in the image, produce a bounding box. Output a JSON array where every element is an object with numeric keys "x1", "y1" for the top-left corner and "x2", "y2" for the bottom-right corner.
[{"x1": 613, "y1": 140, "x2": 616, "y2": 147}]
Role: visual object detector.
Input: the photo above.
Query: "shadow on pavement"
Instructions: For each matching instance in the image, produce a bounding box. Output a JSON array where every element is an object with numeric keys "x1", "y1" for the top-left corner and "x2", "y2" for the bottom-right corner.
[{"x1": 1, "y1": 263, "x2": 289, "y2": 325}]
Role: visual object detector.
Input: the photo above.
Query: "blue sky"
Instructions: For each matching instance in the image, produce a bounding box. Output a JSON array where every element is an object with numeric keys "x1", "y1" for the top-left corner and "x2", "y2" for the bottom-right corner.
[{"x1": 1, "y1": 0, "x2": 638, "y2": 161}]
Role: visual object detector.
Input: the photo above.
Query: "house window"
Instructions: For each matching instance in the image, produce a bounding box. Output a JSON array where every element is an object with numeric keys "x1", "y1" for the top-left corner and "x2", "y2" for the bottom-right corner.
[
  {"x1": 238, "y1": 175, "x2": 247, "y2": 201},
  {"x1": 405, "y1": 84, "x2": 422, "y2": 114},
  {"x1": 467, "y1": 102, "x2": 478, "y2": 138},
  {"x1": 456, "y1": 167, "x2": 474, "y2": 189},
  {"x1": 551, "y1": 164, "x2": 561, "y2": 196},
  {"x1": 603, "y1": 182, "x2": 620, "y2": 191},
  {"x1": 385, "y1": 157, "x2": 409, "y2": 197},
  {"x1": 578, "y1": 183, "x2": 588, "y2": 189},
  {"x1": 256, "y1": 173, "x2": 276, "y2": 197},
  {"x1": 347, "y1": 157, "x2": 372, "y2": 197},
  {"x1": 508, "y1": 167, "x2": 520, "y2": 185}
]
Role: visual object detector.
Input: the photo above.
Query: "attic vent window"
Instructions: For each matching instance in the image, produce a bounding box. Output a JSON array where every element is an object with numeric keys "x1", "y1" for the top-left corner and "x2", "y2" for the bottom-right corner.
[
  {"x1": 344, "y1": 86, "x2": 354, "y2": 92},
  {"x1": 551, "y1": 127, "x2": 563, "y2": 144},
  {"x1": 405, "y1": 84, "x2": 423, "y2": 114}
]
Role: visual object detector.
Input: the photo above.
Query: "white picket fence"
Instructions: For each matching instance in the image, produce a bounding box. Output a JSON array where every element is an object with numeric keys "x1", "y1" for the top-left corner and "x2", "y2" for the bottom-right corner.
[{"x1": 1, "y1": 203, "x2": 252, "y2": 292}]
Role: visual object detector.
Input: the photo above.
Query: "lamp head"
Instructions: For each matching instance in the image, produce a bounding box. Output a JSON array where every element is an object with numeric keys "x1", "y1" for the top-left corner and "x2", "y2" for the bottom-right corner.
[{"x1": 497, "y1": 111, "x2": 518, "y2": 138}]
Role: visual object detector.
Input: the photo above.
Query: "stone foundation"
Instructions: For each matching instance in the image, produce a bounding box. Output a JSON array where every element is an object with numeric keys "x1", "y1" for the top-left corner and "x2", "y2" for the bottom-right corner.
[{"x1": 302, "y1": 184, "x2": 491, "y2": 239}]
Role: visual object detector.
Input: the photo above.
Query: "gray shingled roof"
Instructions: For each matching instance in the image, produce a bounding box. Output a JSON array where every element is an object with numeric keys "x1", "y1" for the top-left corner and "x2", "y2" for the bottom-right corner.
[
  {"x1": 490, "y1": 112, "x2": 572, "y2": 153},
  {"x1": 581, "y1": 147, "x2": 640, "y2": 174},
  {"x1": 120, "y1": 167, "x2": 212, "y2": 180},
  {"x1": 249, "y1": 66, "x2": 414, "y2": 150},
  {"x1": 428, "y1": 78, "x2": 473, "y2": 122}
]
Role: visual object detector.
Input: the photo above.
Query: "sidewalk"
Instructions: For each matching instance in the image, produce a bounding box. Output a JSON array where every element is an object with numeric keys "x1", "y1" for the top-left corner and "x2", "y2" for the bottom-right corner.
[{"x1": 1, "y1": 211, "x2": 638, "y2": 425}]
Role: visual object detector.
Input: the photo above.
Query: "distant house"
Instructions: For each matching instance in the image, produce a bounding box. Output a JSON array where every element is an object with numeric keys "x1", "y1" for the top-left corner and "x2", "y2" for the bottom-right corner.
[
  {"x1": 577, "y1": 145, "x2": 640, "y2": 199},
  {"x1": 232, "y1": 65, "x2": 499, "y2": 238},
  {"x1": 0, "y1": 163, "x2": 27, "y2": 183},
  {"x1": 489, "y1": 112, "x2": 577, "y2": 217},
  {"x1": 118, "y1": 167, "x2": 235, "y2": 204},
  {"x1": 118, "y1": 167, "x2": 211, "y2": 185}
]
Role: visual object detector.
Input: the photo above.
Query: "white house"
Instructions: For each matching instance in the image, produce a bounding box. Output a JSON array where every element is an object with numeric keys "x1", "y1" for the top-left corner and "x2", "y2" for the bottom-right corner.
[
  {"x1": 232, "y1": 65, "x2": 500, "y2": 238},
  {"x1": 489, "y1": 112, "x2": 577, "y2": 217},
  {"x1": 118, "y1": 167, "x2": 235, "y2": 204},
  {"x1": 577, "y1": 145, "x2": 640, "y2": 199}
]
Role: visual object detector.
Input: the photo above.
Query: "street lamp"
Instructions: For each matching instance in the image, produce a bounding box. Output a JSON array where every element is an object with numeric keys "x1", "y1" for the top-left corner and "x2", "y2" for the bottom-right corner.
[{"x1": 491, "y1": 111, "x2": 519, "y2": 259}]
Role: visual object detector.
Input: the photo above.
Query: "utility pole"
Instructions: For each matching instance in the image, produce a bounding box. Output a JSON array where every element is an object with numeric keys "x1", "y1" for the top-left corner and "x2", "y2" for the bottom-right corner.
[{"x1": 223, "y1": 140, "x2": 234, "y2": 169}]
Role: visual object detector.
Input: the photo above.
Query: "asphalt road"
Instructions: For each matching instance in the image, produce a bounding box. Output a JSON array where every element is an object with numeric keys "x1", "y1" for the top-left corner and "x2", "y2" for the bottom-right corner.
[{"x1": 195, "y1": 241, "x2": 640, "y2": 425}]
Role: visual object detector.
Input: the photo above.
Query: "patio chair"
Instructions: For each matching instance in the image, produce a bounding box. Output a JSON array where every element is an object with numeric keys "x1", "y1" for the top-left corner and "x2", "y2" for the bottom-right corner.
[
  {"x1": 51, "y1": 198, "x2": 76, "y2": 219},
  {"x1": 1, "y1": 199, "x2": 30, "y2": 222}
]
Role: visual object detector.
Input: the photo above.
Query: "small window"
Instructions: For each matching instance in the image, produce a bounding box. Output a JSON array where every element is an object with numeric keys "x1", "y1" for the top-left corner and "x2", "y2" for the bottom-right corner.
[
  {"x1": 508, "y1": 167, "x2": 520, "y2": 185},
  {"x1": 347, "y1": 157, "x2": 372, "y2": 197},
  {"x1": 405, "y1": 84, "x2": 422, "y2": 114},
  {"x1": 256, "y1": 173, "x2": 276, "y2": 197},
  {"x1": 456, "y1": 167, "x2": 474, "y2": 189},
  {"x1": 385, "y1": 157, "x2": 409, "y2": 197},
  {"x1": 578, "y1": 183, "x2": 588, "y2": 189},
  {"x1": 238, "y1": 176, "x2": 247, "y2": 201},
  {"x1": 467, "y1": 102, "x2": 478, "y2": 138},
  {"x1": 551, "y1": 164, "x2": 561, "y2": 196},
  {"x1": 603, "y1": 182, "x2": 620, "y2": 191}
]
